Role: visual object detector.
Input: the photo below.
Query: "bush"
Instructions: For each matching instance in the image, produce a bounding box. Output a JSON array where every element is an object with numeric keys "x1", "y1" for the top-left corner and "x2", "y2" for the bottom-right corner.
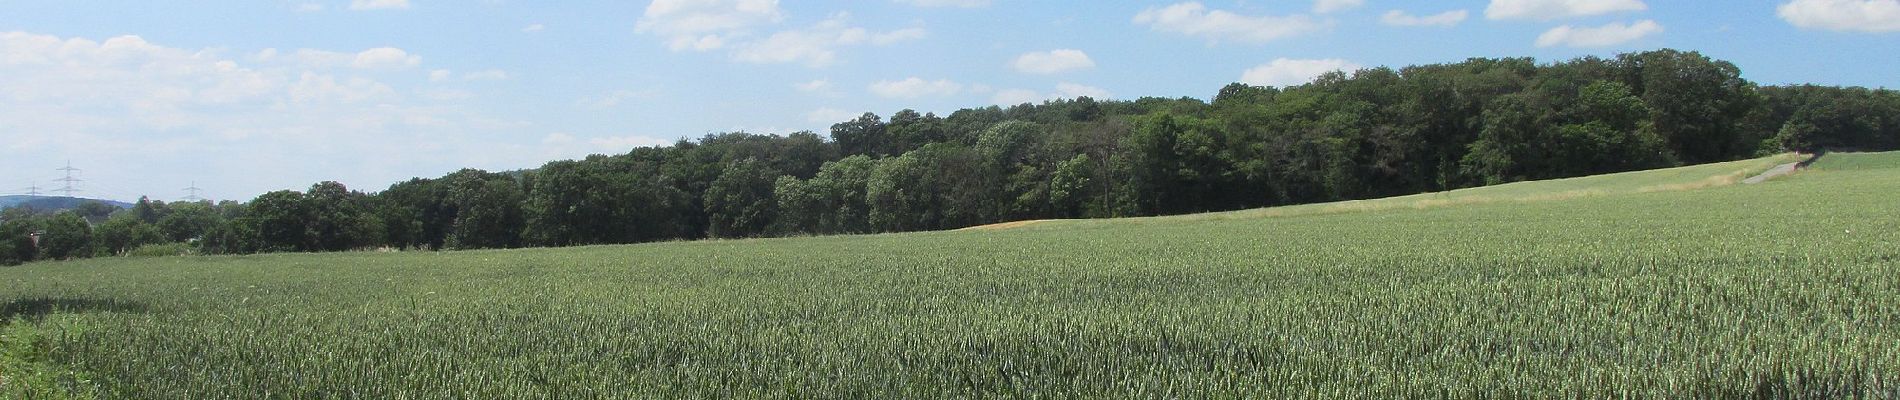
[{"x1": 125, "y1": 243, "x2": 192, "y2": 258}]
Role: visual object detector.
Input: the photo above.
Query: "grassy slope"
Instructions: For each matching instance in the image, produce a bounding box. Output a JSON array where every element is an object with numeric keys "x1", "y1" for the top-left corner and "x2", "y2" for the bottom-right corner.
[{"x1": 2, "y1": 152, "x2": 1897, "y2": 398}]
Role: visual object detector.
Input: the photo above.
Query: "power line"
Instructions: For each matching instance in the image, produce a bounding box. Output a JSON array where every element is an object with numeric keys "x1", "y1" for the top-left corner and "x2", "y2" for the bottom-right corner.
[
  {"x1": 54, "y1": 161, "x2": 82, "y2": 197},
  {"x1": 182, "y1": 181, "x2": 205, "y2": 202}
]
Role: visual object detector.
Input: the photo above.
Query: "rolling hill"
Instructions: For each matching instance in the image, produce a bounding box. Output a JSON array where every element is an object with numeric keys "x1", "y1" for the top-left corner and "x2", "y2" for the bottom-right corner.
[{"x1": 0, "y1": 196, "x2": 133, "y2": 212}]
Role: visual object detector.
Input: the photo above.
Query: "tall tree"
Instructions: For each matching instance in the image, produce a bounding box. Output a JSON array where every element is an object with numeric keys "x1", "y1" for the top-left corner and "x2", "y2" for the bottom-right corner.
[
  {"x1": 704, "y1": 158, "x2": 783, "y2": 238},
  {"x1": 38, "y1": 212, "x2": 93, "y2": 260}
]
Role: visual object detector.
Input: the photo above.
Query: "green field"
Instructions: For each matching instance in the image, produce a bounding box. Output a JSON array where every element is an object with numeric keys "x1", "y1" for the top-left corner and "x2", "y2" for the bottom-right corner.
[{"x1": 4, "y1": 153, "x2": 1898, "y2": 398}]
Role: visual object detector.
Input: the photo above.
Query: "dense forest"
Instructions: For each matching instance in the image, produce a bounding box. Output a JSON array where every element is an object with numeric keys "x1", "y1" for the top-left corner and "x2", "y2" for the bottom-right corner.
[{"x1": 3, "y1": 49, "x2": 1897, "y2": 265}]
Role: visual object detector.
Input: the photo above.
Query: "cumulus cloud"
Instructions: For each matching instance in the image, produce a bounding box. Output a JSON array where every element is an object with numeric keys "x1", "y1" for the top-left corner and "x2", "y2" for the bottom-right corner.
[
  {"x1": 1240, "y1": 58, "x2": 1361, "y2": 87},
  {"x1": 869, "y1": 77, "x2": 963, "y2": 98},
  {"x1": 522, "y1": 24, "x2": 545, "y2": 33},
  {"x1": 349, "y1": 0, "x2": 410, "y2": 11},
  {"x1": 1011, "y1": 49, "x2": 1095, "y2": 74},
  {"x1": 460, "y1": 69, "x2": 508, "y2": 81},
  {"x1": 793, "y1": 79, "x2": 833, "y2": 93},
  {"x1": 1314, "y1": 0, "x2": 1365, "y2": 14},
  {"x1": 990, "y1": 82, "x2": 1112, "y2": 105},
  {"x1": 1535, "y1": 20, "x2": 1663, "y2": 47},
  {"x1": 1778, "y1": 0, "x2": 1900, "y2": 32},
  {"x1": 636, "y1": 0, "x2": 785, "y2": 51},
  {"x1": 0, "y1": 31, "x2": 538, "y2": 201},
  {"x1": 872, "y1": 27, "x2": 929, "y2": 44},
  {"x1": 896, "y1": 0, "x2": 991, "y2": 7},
  {"x1": 1134, "y1": 2, "x2": 1329, "y2": 44},
  {"x1": 1381, "y1": 10, "x2": 1470, "y2": 27},
  {"x1": 1485, "y1": 0, "x2": 1646, "y2": 20},
  {"x1": 696, "y1": 12, "x2": 927, "y2": 68},
  {"x1": 257, "y1": 48, "x2": 408, "y2": 70},
  {"x1": 349, "y1": 47, "x2": 420, "y2": 70}
]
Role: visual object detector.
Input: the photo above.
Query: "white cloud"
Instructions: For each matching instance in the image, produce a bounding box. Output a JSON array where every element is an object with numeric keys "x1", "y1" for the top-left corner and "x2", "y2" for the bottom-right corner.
[
  {"x1": 1314, "y1": 0, "x2": 1365, "y2": 14},
  {"x1": 806, "y1": 107, "x2": 858, "y2": 123},
  {"x1": 1011, "y1": 49, "x2": 1095, "y2": 74},
  {"x1": 1240, "y1": 58, "x2": 1361, "y2": 87},
  {"x1": 349, "y1": 0, "x2": 410, "y2": 11},
  {"x1": 429, "y1": 69, "x2": 509, "y2": 82},
  {"x1": 522, "y1": 24, "x2": 546, "y2": 33},
  {"x1": 896, "y1": 0, "x2": 991, "y2": 7},
  {"x1": 793, "y1": 79, "x2": 833, "y2": 93},
  {"x1": 0, "y1": 31, "x2": 534, "y2": 201},
  {"x1": 289, "y1": 72, "x2": 395, "y2": 104},
  {"x1": 1485, "y1": 0, "x2": 1646, "y2": 20},
  {"x1": 349, "y1": 47, "x2": 420, "y2": 70},
  {"x1": 297, "y1": 3, "x2": 326, "y2": 12},
  {"x1": 461, "y1": 69, "x2": 508, "y2": 81},
  {"x1": 869, "y1": 77, "x2": 963, "y2": 98},
  {"x1": 1535, "y1": 20, "x2": 1663, "y2": 47},
  {"x1": 636, "y1": 0, "x2": 785, "y2": 51},
  {"x1": 731, "y1": 13, "x2": 925, "y2": 67},
  {"x1": 418, "y1": 88, "x2": 474, "y2": 101},
  {"x1": 990, "y1": 83, "x2": 1112, "y2": 105},
  {"x1": 1381, "y1": 10, "x2": 1470, "y2": 27},
  {"x1": 1134, "y1": 2, "x2": 1329, "y2": 44},
  {"x1": 873, "y1": 27, "x2": 929, "y2": 44},
  {"x1": 1778, "y1": 0, "x2": 1900, "y2": 32}
]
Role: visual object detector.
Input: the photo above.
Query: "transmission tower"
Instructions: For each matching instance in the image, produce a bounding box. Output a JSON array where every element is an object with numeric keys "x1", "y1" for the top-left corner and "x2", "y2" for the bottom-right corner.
[
  {"x1": 23, "y1": 183, "x2": 41, "y2": 197},
  {"x1": 182, "y1": 181, "x2": 205, "y2": 202},
  {"x1": 54, "y1": 161, "x2": 82, "y2": 197}
]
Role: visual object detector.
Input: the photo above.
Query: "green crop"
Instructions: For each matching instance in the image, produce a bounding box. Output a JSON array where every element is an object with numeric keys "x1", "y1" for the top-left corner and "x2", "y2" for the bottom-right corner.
[{"x1": 3, "y1": 152, "x2": 1897, "y2": 398}]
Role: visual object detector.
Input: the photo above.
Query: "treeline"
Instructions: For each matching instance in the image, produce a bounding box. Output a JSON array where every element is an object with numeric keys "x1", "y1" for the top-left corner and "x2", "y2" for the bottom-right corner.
[{"x1": 3, "y1": 49, "x2": 1897, "y2": 264}]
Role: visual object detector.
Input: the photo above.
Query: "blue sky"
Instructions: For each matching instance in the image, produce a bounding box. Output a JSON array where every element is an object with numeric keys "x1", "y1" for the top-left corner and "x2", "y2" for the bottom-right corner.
[{"x1": 2, "y1": 0, "x2": 1896, "y2": 202}]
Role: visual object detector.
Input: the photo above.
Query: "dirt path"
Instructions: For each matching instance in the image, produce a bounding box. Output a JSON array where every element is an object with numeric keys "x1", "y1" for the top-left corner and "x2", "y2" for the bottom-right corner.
[
  {"x1": 1742, "y1": 151, "x2": 1826, "y2": 184},
  {"x1": 1742, "y1": 162, "x2": 1799, "y2": 184},
  {"x1": 957, "y1": 219, "x2": 1053, "y2": 231}
]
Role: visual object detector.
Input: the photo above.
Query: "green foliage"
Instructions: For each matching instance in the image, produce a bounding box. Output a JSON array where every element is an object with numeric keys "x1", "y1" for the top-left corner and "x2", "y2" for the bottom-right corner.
[
  {"x1": 867, "y1": 144, "x2": 996, "y2": 232},
  {"x1": 703, "y1": 158, "x2": 781, "y2": 238},
  {"x1": 155, "y1": 202, "x2": 220, "y2": 243},
  {"x1": 124, "y1": 243, "x2": 192, "y2": 258},
  {"x1": 91, "y1": 215, "x2": 162, "y2": 257},
  {"x1": 441, "y1": 171, "x2": 522, "y2": 250},
  {"x1": 36, "y1": 213, "x2": 91, "y2": 261},
  {"x1": 1, "y1": 321, "x2": 106, "y2": 399},
  {"x1": 129, "y1": 197, "x2": 167, "y2": 225},
  {"x1": 303, "y1": 181, "x2": 382, "y2": 252},
  {"x1": 774, "y1": 155, "x2": 876, "y2": 235},
  {"x1": 0, "y1": 209, "x2": 45, "y2": 266},
  {"x1": 244, "y1": 190, "x2": 307, "y2": 253},
  {"x1": 1, "y1": 152, "x2": 1896, "y2": 397}
]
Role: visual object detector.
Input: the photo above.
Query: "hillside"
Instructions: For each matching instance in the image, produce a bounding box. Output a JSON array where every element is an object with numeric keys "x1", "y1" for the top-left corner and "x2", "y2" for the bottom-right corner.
[
  {"x1": 0, "y1": 196, "x2": 132, "y2": 212},
  {"x1": 2, "y1": 152, "x2": 1896, "y2": 397}
]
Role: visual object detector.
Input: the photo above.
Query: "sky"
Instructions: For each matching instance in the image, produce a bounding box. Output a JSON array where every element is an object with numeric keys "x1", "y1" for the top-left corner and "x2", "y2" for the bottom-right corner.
[{"x1": 2, "y1": 0, "x2": 1896, "y2": 203}]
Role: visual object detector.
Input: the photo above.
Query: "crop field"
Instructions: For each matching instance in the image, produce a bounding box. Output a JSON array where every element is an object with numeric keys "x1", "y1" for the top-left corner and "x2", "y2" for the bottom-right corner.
[{"x1": 3, "y1": 152, "x2": 1898, "y2": 398}]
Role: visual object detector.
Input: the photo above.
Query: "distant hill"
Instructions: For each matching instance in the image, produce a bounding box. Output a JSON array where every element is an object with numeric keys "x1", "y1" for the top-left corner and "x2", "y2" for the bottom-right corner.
[{"x1": 0, "y1": 195, "x2": 133, "y2": 211}]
